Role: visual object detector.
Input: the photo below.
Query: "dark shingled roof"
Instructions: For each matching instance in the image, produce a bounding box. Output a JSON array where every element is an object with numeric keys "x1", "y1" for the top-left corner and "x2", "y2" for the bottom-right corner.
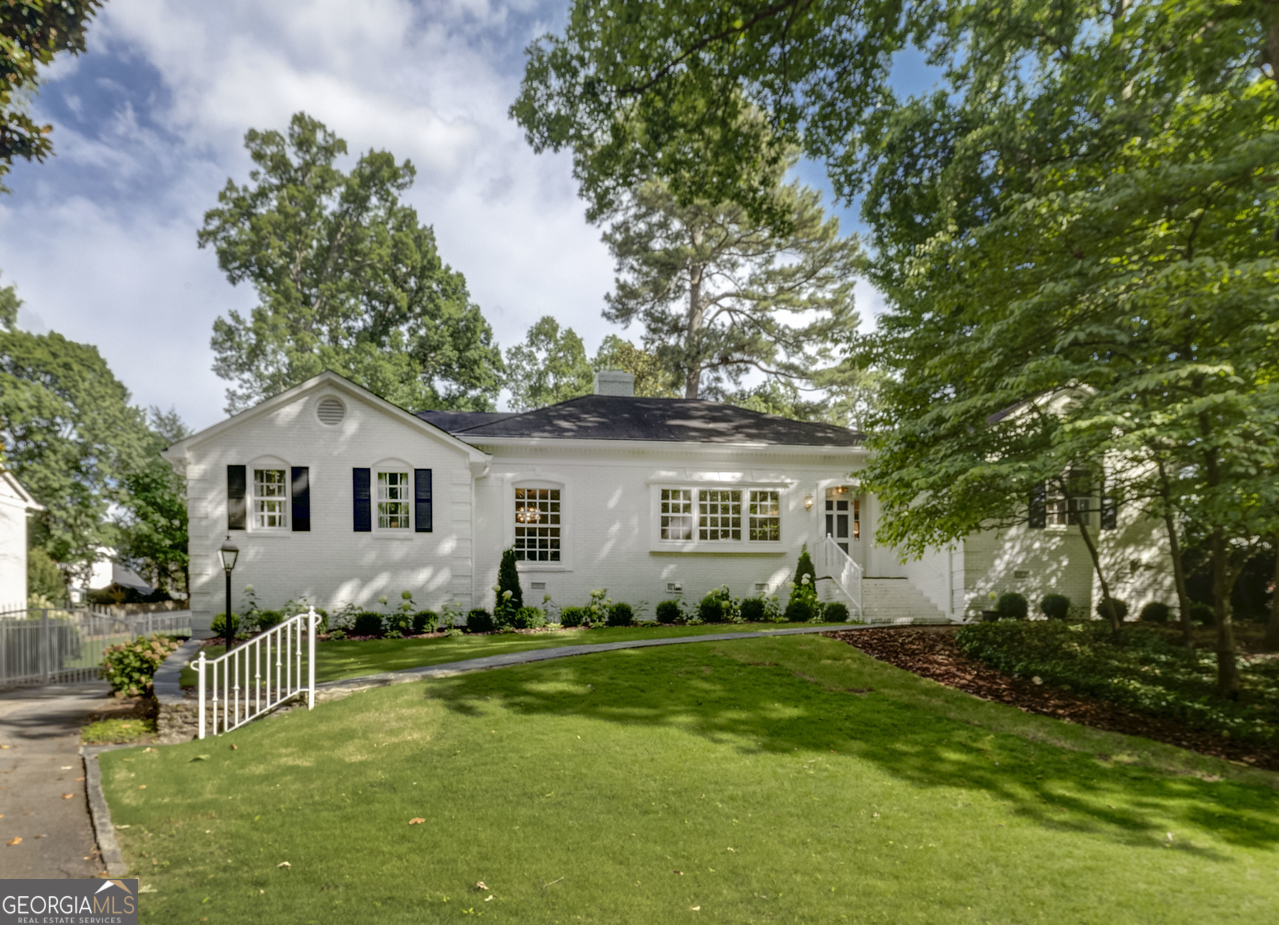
[{"x1": 421, "y1": 395, "x2": 863, "y2": 446}]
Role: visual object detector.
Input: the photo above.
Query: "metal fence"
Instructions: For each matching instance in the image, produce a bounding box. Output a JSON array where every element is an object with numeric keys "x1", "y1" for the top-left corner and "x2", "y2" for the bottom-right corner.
[{"x1": 0, "y1": 605, "x2": 192, "y2": 689}]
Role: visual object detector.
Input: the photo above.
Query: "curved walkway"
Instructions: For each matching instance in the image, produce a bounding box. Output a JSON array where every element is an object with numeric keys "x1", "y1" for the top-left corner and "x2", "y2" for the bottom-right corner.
[{"x1": 312, "y1": 624, "x2": 868, "y2": 702}]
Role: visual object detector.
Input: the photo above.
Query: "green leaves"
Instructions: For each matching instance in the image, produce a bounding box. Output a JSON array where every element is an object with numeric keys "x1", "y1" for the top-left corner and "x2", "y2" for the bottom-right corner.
[{"x1": 200, "y1": 112, "x2": 503, "y2": 414}]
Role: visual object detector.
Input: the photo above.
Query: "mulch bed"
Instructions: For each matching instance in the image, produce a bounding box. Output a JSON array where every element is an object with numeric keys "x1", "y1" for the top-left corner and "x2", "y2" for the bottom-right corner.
[{"x1": 824, "y1": 627, "x2": 1279, "y2": 773}]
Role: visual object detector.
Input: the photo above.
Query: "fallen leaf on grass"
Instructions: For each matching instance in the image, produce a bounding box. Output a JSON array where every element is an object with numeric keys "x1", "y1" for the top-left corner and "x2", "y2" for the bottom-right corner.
[
  {"x1": 6, "y1": 837, "x2": 20, "y2": 846},
  {"x1": 474, "y1": 881, "x2": 488, "y2": 891},
  {"x1": 276, "y1": 861, "x2": 291, "y2": 869},
  {"x1": 229, "y1": 744, "x2": 238, "y2": 751},
  {"x1": 408, "y1": 818, "x2": 426, "y2": 825},
  {"x1": 484, "y1": 896, "x2": 494, "y2": 902}
]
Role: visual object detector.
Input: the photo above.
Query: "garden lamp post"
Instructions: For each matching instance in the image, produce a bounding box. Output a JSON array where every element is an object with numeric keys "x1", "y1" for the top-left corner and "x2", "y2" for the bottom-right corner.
[{"x1": 219, "y1": 536, "x2": 239, "y2": 653}]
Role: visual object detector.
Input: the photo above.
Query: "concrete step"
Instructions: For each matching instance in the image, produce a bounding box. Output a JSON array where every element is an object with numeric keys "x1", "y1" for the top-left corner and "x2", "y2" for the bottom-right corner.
[{"x1": 817, "y1": 575, "x2": 951, "y2": 625}]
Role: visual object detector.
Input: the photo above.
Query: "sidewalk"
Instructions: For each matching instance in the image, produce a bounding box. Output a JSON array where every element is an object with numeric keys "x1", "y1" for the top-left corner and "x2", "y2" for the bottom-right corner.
[{"x1": 0, "y1": 683, "x2": 111, "y2": 878}]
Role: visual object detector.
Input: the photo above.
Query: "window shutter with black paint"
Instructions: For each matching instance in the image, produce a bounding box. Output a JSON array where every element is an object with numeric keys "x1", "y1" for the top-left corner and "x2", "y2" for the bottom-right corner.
[
  {"x1": 291, "y1": 467, "x2": 311, "y2": 531},
  {"x1": 1028, "y1": 483, "x2": 1047, "y2": 529},
  {"x1": 414, "y1": 469, "x2": 433, "y2": 533},
  {"x1": 227, "y1": 465, "x2": 246, "y2": 530},
  {"x1": 353, "y1": 468, "x2": 372, "y2": 532}
]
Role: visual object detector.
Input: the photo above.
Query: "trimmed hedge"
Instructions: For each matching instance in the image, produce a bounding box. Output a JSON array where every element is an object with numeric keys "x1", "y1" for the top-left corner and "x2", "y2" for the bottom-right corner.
[
  {"x1": 412, "y1": 610, "x2": 439, "y2": 634},
  {"x1": 560, "y1": 606, "x2": 588, "y2": 628},
  {"x1": 512, "y1": 606, "x2": 546, "y2": 630},
  {"x1": 1189, "y1": 602, "x2": 1215, "y2": 626},
  {"x1": 466, "y1": 609, "x2": 494, "y2": 633},
  {"x1": 1039, "y1": 594, "x2": 1071, "y2": 620},
  {"x1": 739, "y1": 597, "x2": 767, "y2": 623},
  {"x1": 996, "y1": 592, "x2": 1028, "y2": 620},
  {"x1": 607, "y1": 603, "x2": 634, "y2": 627},
  {"x1": 352, "y1": 612, "x2": 384, "y2": 637},
  {"x1": 655, "y1": 600, "x2": 681, "y2": 625},
  {"x1": 698, "y1": 595, "x2": 729, "y2": 624},
  {"x1": 825, "y1": 602, "x2": 850, "y2": 623},
  {"x1": 1095, "y1": 598, "x2": 1130, "y2": 621},
  {"x1": 784, "y1": 597, "x2": 816, "y2": 623},
  {"x1": 1139, "y1": 601, "x2": 1171, "y2": 624}
]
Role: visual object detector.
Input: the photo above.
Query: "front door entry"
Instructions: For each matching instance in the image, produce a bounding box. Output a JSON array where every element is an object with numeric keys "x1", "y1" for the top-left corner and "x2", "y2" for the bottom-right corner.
[{"x1": 825, "y1": 487, "x2": 859, "y2": 555}]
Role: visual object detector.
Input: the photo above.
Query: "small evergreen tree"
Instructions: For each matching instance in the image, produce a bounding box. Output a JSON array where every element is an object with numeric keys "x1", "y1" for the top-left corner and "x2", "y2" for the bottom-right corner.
[
  {"x1": 793, "y1": 544, "x2": 816, "y2": 589},
  {"x1": 498, "y1": 548, "x2": 523, "y2": 612}
]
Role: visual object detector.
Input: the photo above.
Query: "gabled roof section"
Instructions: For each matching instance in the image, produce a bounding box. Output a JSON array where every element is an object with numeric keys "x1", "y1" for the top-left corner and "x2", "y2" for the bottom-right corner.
[
  {"x1": 0, "y1": 466, "x2": 42, "y2": 511},
  {"x1": 161, "y1": 371, "x2": 491, "y2": 465},
  {"x1": 436, "y1": 395, "x2": 864, "y2": 447},
  {"x1": 417, "y1": 410, "x2": 518, "y2": 432}
]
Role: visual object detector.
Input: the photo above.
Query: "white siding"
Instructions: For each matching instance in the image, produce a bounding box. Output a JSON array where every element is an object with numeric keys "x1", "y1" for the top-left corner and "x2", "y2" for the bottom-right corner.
[{"x1": 0, "y1": 480, "x2": 29, "y2": 606}]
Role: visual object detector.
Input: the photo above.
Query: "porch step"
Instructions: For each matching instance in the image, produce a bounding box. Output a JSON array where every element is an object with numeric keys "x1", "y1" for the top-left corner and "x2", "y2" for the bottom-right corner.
[{"x1": 858, "y1": 578, "x2": 950, "y2": 625}]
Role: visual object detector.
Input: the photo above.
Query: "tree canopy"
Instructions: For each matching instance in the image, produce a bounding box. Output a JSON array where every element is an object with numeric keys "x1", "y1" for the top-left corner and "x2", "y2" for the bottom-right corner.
[
  {"x1": 200, "y1": 112, "x2": 503, "y2": 414},
  {"x1": 504, "y1": 316, "x2": 594, "y2": 412}
]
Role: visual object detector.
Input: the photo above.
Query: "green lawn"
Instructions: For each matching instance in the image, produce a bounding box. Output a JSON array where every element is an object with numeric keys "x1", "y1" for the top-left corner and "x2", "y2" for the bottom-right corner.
[
  {"x1": 108, "y1": 634, "x2": 1279, "y2": 924},
  {"x1": 179, "y1": 623, "x2": 849, "y2": 687}
]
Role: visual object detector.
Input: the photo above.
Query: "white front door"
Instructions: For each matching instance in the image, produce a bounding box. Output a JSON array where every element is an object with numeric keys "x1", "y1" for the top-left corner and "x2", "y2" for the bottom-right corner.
[{"x1": 824, "y1": 487, "x2": 860, "y2": 558}]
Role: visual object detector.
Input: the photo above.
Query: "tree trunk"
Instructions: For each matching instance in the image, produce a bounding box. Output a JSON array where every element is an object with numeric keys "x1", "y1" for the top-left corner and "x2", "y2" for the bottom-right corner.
[
  {"x1": 1264, "y1": 536, "x2": 1279, "y2": 650},
  {"x1": 1210, "y1": 528, "x2": 1241, "y2": 697},
  {"x1": 1155, "y1": 460, "x2": 1194, "y2": 647},
  {"x1": 1076, "y1": 519, "x2": 1121, "y2": 633},
  {"x1": 1262, "y1": 1, "x2": 1279, "y2": 91},
  {"x1": 684, "y1": 258, "x2": 704, "y2": 399}
]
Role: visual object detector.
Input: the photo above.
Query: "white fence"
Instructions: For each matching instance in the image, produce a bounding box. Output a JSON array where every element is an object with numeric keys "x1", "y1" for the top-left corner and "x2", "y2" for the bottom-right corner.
[
  {"x1": 197, "y1": 609, "x2": 319, "y2": 738},
  {"x1": 0, "y1": 605, "x2": 192, "y2": 689},
  {"x1": 817, "y1": 535, "x2": 863, "y2": 619}
]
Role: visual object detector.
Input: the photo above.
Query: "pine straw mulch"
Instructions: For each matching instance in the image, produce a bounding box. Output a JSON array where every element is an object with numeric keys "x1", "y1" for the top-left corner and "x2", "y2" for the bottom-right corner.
[{"x1": 822, "y1": 627, "x2": 1279, "y2": 773}]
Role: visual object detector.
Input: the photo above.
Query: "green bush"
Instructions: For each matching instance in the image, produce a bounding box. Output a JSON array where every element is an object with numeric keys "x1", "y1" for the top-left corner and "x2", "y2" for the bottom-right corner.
[
  {"x1": 466, "y1": 609, "x2": 494, "y2": 633},
  {"x1": 1189, "y1": 602, "x2": 1215, "y2": 626},
  {"x1": 784, "y1": 597, "x2": 816, "y2": 623},
  {"x1": 560, "y1": 606, "x2": 588, "y2": 628},
  {"x1": 995, "y1": 592, "x2": 1028, "y2": 620},
  {"x1": 210, "y1": 612, "x2": 241, "y2": 639},
  {"x1": 825, "y1": 602, "x2": 851, "y2": 622},
  {"x1": 86, "y1": 583, "x2": 172, "y2": 606},
  {"x1": 655, "y1": 600, "x2": 681, "y2": 624},
  {"x1": 412, "y1": 610, "x2": 439, "y2": 634},
  {"x1": 1139, "y1": 601, "x2": 1171, "y2": 624},
  {"x1": 739, "y1": 597, "x2": 767, "y2": 622},
  {"x1": 1039, "y1": 593, "x2": 1071, "y2": 620},
  {"x1": 352, "y1": 612, "x2": 384, "y2": 637},
  {"x1": 27, "y1": 547, "x2": 66, "y2": 602},
  {"x1": 385, "y1": 611, "x2": 413, "y2": 636},
  {"x1": 793, "y1": 543, "x2": 816, "y2": 589},
  {"x1": 254, "y1": 609, "x2": 284, "y2": 632},
  {"x1": 607, "y1": 602, "x2": 634, "y2": 627},
  {"x1": 698, "y1": 593, "x2": 729, "y2": 624},
  {"x1": 512, "y1": 606, "x2": 546, "y2": 629},
  {"x1": 101, "y1": 634, "x2": 181, "y2": 698},
  {"x1": 498, "y1": 548, "x2": 523, "y2": 611},
  {"x1": 1095, "y1": 598, "x2": 1130, "y2": 621}
]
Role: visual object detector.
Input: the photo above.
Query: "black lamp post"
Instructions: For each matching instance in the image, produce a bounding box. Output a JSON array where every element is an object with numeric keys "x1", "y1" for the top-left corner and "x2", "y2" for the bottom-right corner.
[{"x1": 219, "y1": 536, "x2": 239, "y2": 653}]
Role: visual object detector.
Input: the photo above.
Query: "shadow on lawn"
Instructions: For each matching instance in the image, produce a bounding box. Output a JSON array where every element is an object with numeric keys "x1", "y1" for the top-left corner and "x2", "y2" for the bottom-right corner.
[{"x1": 427, "y1": 645, "x2": 1279, "y2": 857}]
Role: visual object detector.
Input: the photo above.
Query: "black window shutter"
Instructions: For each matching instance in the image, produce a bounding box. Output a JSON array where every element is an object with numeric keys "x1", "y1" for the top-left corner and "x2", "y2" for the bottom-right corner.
[
  {"x1": 227, "y1": 465, "x2": 246, "y2": 530},
  {"x1": 414, "y1": 469, "x2": 433, "y2": 533},
  {"x1": 353, "y1": 468, "x2": 371, "y2": 532},
  {"x1": 1028, "y1": 482, "x2": 1047, "y2": 529},
  {"x1": 291, "y1": 467, "x2": 311, "y2": 532},
  {"x1": 1100, "y1": 496, "x2": 1118, "y2": 530}
]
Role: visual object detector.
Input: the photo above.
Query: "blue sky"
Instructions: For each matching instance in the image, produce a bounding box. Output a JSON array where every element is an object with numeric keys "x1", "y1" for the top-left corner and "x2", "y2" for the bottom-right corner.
[{"x1": 0, "y1": 1, "x2": 933, "y2": 429}]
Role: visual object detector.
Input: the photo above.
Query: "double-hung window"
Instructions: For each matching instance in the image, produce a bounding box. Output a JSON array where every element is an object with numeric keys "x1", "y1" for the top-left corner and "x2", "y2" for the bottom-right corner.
[
  {"x1": 749, "y1": 490, "x2": 781, "y2": 541},
  {"x1": 699, "y1": 490, "x2": 742, "y2": 541},
  {"x1": 515, "y1": 487, "x2": 561, "y2": 561},
  {"x1": 655, "y1": 486, "x2": 782, "y2": 547},
  {"x1": 378, "y1": 471, "x2": 411, "y2": 529},
  {"x1": 253, "y1": 469, "x2": 287, "y2": 529},
  {"x1": 661, "y1": 489, "x2": 694, "y2": 540}
]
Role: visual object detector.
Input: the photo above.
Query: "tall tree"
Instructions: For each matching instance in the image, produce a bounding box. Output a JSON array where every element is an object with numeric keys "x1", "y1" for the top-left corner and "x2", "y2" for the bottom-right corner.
[
  {"x1": 602, "y1": 173, "x2": 859, "y2": 399},
  {"x1": 200, "y1": 112, "x2": 503, "y2": 414},
  {"x1": 118, "y1": 408, "x2": 191, "y2": 595},
  {"x1": 504, "y1": 316, "x2": 594, "y2": 411},
  {"x1": 0, "y1": 1, "x2": 102, "y2": 187},
  {"x1": 592, "y1": 334, "x2": 679, "y2": 398}
]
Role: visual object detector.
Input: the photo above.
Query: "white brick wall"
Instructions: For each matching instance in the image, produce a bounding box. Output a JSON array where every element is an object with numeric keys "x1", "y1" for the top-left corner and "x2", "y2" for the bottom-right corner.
[{"x1": 0, "y1": 479, "x2": 30, "y2": 606}]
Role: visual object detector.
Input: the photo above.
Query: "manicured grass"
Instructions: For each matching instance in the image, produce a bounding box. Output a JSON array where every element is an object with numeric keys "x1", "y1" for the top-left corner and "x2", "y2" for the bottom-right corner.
[
  {"x1": 179, "y1": 623, "x2": 849, "y2": 687},
  {"x1": 106, "y1": 634, "x2": 1279, "y2": 923},
  {"x1": 82, "y1": 717, "x2": 154, "y2": 744}
]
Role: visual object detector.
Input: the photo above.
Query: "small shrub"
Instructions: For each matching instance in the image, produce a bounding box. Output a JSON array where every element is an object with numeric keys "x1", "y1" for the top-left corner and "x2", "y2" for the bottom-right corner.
[
  {"x1": 655, "y1": 600, "x2": 682, "y2": 625},
  {"x1": 385, "y1": 611, "x2": 413, "y2": 636},
  {"x1": 560, "y1": 606, "x2": 588, "y2": 628},
  {"x1": 512, "y1": 606, "x2": 546, "y2": 629},
  {"x1": 412, "y1": 610, "x2": 439, "y2": 634},
  {"x1": 825, "y1": 602, "x2": 851, "y2": 623},
  {"x1": 1189, "y1": 602, "x2": 1214, "y2": 626},
  {"x1": 254, "y1": 610, "x2": 283, "y2": 632},
  {"x1": 352, "y1": 612, "x2": 384, "y2": 637},
  {"x1": 995, "y1": 592, "x2": 1028, "y2": 620},
  {"x1": 1039, "y1": 593, "x2": 1071, "y2": 620},
  {"x1": 101, "y1": 634, "x2": 181, "y2": 697},
  {"x1": 466, "y1": 609, "x2": 494, "y2": 633},
  {"x1": 584, "y1": 589, "x2": 612, "y2": 626},
  {"x1": 498, "y1": 548, "x2": 523, "y2": 611},
  {"x1": 607, "y1": 602, "x2": 634, "y2": 627},
  {"x1": 739, "y1": 597, "x2": 767, "y2": 623},
  {"x1": 698, "y1": 594, "x2": 729, "y2": 624},
  {"x1": 326, "y1": 628, "x2": 347, "y2": 640},
  {"x1": 793, "y1": 544, "x2": 816, "y2": 588},
  {"x1": 1095, "y1": 598, "x2": 1130, "y2": 621},
  {"x1": 784, "y1": 597, "x2": 816, "y2": 623},
  {"x1": 1139, "y1": 601, "x2": 1171, "y2": 624},
  {"x1": 210, "y1": 612, "x2": 241, "y2": 639}
]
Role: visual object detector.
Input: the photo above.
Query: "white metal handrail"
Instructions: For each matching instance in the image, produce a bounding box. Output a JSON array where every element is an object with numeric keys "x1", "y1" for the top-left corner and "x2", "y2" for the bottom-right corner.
[
  {"x1": 197, "y1": 609, "x2": 319, "y2": 739},
  {"x1": 818, "y1": 535, "x2": 863, "y2": 620}
]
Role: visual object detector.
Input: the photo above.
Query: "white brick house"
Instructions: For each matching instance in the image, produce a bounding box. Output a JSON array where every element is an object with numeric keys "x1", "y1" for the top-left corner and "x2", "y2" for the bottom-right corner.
[
  {"x1": 0, "y1": 467, "x2": 42, "y2": 607},
  {"x1": 162, "y1": 371, "x2": 1173, "y2": 636}
]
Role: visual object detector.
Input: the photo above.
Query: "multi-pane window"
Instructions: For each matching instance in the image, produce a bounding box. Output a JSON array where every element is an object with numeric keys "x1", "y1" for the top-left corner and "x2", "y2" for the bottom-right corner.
[
  {"x1": 699, "y1": 490, "x2": 742, "y2": 541},
  {"x1": 660, "y1": 489, "x2": 694, "y2": 540},
  {"x1": 515, "y1": 487, "x2": 561, "y2": 561},
  {"x1": 1048, "y1": 470, "x2": 1091, "y2": 526},
  {"x1": 749, "y1": 490, "x2": 781, "y2": 541},
  {"x1": 377, "y1": 471, "x2": 411, "y2": 529},
  {"x1": 254, "y1": 469, "x2": 287, "y2": 529},
  {"x1": 825, "y1": 487, "x2": 861, "y2": 553}
]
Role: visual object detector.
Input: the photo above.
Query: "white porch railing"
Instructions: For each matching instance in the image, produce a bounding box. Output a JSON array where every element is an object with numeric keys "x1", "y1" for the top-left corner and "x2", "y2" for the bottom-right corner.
[
  {"x1": 818, "y1": 535, "x2": 863, "y2": 620},
  {"x1": 197, "y1": 609, "x2": 319, "y2": 739}
]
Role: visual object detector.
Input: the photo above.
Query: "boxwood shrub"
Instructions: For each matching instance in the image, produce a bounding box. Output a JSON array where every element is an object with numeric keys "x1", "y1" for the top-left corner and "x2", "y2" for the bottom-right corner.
[
  {"x1": 824, "y1": 602, "x2": 850, "y2": 623},
  {"x1": 1039, "y1": 593, "x2": 1071, "y2": 620},
  {"x1": 1139, "y1": 601, "x2": 1171, "y2": 624},
  {"x1": 607, "y1": 602, "x2": 634, "y2": 627},
  {"x1": 352, "y1": 612, "x2": 384, "y2": 637},
  {"x1": 1189, "y1": 602, "x2": 1215, "y2": 626},
  {"x1": 995, "y1": 592, "x2": 1028, "y2": 620},
  {"x1": 512, "y1": 606, "x2": 546, "y2": 629},
  {"x1": 655, "y1": 600, "x2": 681, "y2": 624},
  {"x1": 739, "y1": 597, "x2": 766, "y2": 623},
  {"x1": 466, "y1": 609, "x2": 494, "y2": 633},
  {"x1": 1095, "y1": 598, "x2": 1130, "y2": 621},
  {"x1": 560, "y1": 606, "x2": 588, "y2": 628},
  {"x1": 412, "y1": 610, "x2": 439, "y2": 634},
  {"x1": 784, "y1": 597, "x2": 816, "y2": 623},
  {"x1": 698, "y1": 594, "x2": 728, "y2": 624}
]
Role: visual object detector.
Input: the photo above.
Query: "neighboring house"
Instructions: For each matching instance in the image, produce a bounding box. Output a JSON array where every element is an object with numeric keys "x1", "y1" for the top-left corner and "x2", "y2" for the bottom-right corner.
[
  {"x1": 162, "y1": 371, "x2": 1173, "y2": 637},
  {"x1": 0, "y1": 467, "x2": 42, "y2": 608}
]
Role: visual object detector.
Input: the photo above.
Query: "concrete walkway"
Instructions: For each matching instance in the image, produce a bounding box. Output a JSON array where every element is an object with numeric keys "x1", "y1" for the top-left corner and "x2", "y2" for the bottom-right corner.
[
  {"x1": 314, "y1": 624, "x2": 859, "y2": 701},
  {"x1": 0, "y1": 683, "x2": 111, "y2": 878}
]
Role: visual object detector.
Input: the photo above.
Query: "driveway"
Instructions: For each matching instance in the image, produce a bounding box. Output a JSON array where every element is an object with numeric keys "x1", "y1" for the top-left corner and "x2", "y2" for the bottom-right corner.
[{"x1": 0, "y1": 683, "x2": 110, "y2": 878}]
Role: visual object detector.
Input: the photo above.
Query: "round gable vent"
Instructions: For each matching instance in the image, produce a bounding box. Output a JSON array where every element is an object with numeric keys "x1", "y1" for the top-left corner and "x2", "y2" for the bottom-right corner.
[{"x1": 317, "y1": 397, "x2": 346, "y2": 425}]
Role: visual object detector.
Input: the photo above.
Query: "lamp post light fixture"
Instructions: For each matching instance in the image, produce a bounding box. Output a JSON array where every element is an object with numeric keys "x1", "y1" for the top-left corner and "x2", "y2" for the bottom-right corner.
[{"x1": 219, "y1": 536, "x2": 239, "y2": 653}]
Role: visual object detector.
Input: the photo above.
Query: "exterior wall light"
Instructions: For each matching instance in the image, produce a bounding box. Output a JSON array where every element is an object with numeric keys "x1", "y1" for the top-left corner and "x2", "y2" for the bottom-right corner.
[{"x1": 804, "y1": 495, "x2": 814, "y2": 510}]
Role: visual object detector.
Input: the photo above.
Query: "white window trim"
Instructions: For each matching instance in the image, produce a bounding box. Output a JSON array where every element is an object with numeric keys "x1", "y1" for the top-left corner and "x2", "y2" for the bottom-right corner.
[
  {"x1": 649, "y1": 484, "x2": 787, "y2": 553},
  {"x1": 248, "y1": 457, "x2": 289, "y2": 534},
  {"x1": 507, "y1": 477, "x2": 571, "y2": 571},
  {"x1": 373, "y1": 461, "x2": 413, "y2": 536}
]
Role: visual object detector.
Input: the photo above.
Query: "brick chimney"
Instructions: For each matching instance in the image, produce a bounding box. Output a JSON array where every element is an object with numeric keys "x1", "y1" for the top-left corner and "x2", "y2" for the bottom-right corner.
[{"x1": 593, "y1": 370, "x2": 635, "y2": 397}]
